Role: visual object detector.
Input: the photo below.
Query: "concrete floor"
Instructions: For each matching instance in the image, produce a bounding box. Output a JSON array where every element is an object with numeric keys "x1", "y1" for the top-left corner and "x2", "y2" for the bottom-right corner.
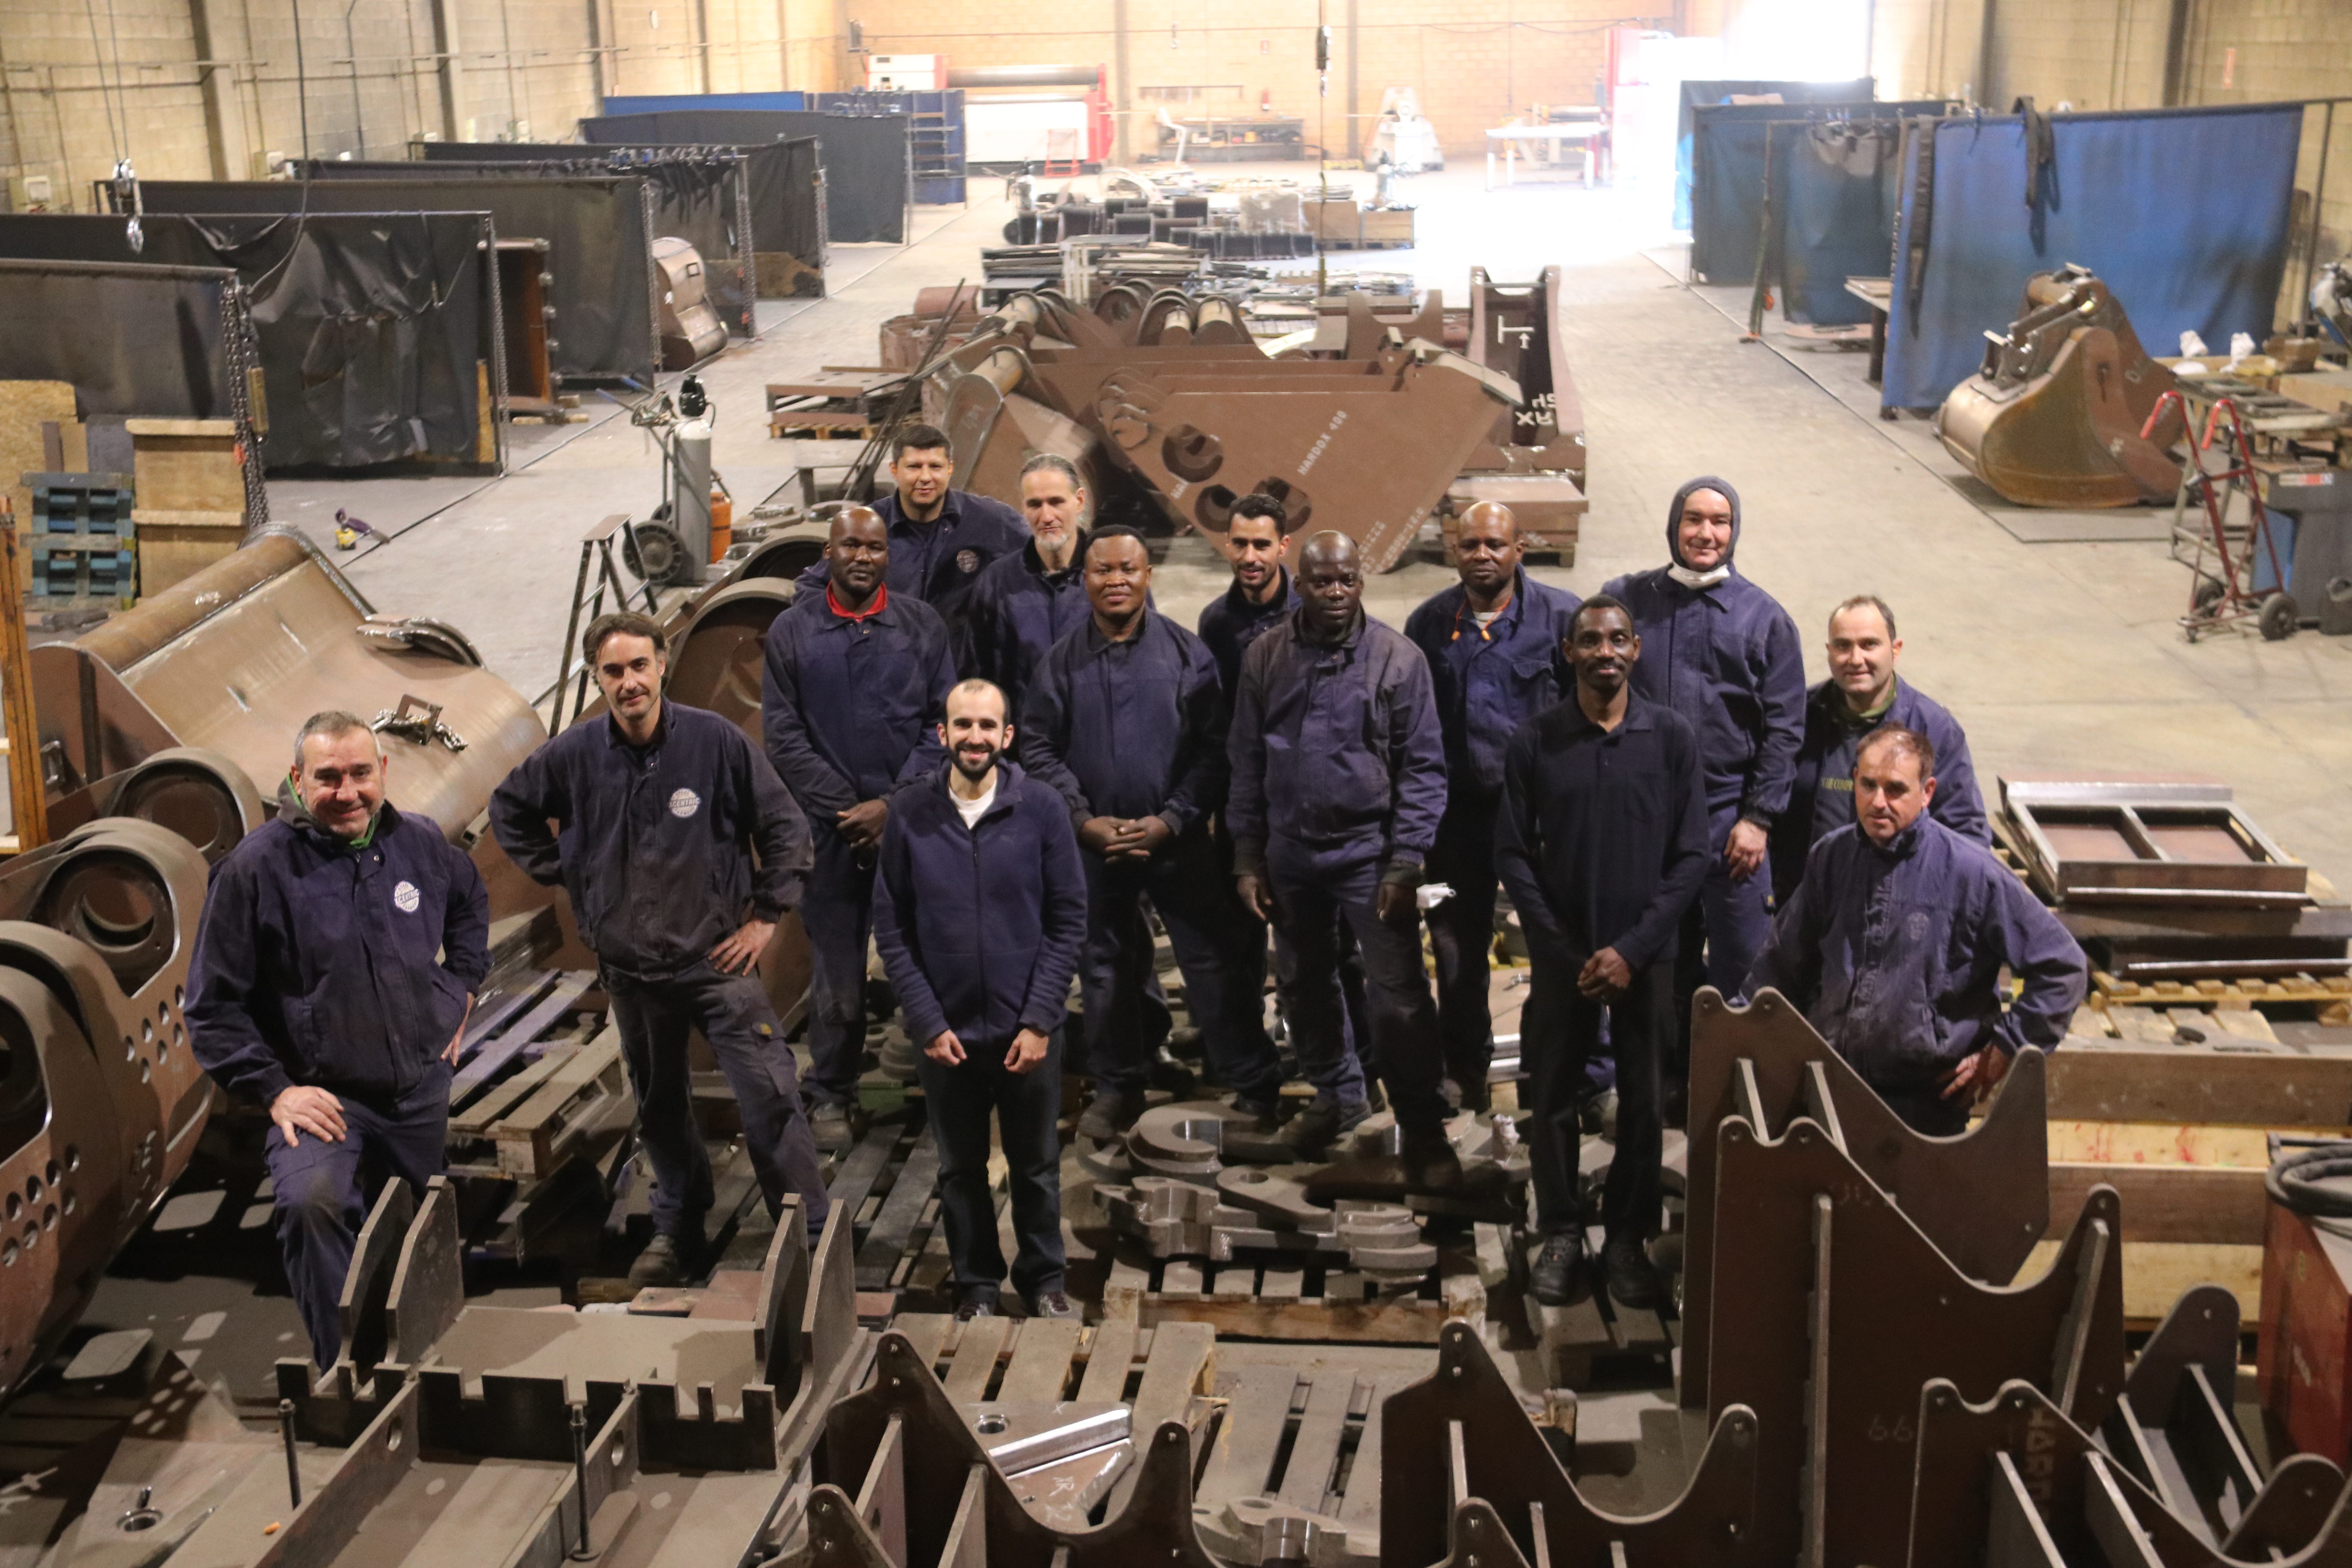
[{"x1": 281, "y1": 158, "x2": 2352, "y2": 892}]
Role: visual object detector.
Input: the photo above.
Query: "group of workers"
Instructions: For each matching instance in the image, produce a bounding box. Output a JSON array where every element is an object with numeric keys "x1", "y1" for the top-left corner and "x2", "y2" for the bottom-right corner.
[{"x1": 187, "y1": 423, "x2": 2090, "y2": 1370}]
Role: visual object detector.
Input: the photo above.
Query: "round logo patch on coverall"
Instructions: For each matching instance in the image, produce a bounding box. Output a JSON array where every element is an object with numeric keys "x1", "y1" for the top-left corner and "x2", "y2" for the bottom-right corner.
[
  {"x1": 393, "y1": 880, "x2": 421, "y2": 914},
  {"x1": 669, "y1": 788, "x2": 702, "y2": 818}
]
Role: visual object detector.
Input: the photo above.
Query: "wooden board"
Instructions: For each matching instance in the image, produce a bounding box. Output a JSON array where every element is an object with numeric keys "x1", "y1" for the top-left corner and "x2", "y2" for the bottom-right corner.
[
  {"x1": 488, "y1": 1035, "x2": 628, "y2": 1176},
  {"x1": 0, "y1": 382, "x2": 77, "y2": 586},
  {"x1": 2044, "y1": 1045, "x2": 2352, "y2": 1126},
  {"x1": 2013, "y1": 1238, "x2": 2263, "y2": 1328},
  {"x1": 125, "y1": 419, "x2": 243, "y2": 512}
]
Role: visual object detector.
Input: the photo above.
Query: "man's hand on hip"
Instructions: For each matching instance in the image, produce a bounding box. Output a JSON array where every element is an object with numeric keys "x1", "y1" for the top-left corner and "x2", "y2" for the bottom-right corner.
[
  {"x1": 710, "y1": 918, "x2": 777, "y2": 976},
  {"x1": 1724, "y1": 818, "x2": 1768, "y2": 882},
  {"x1": 925, "y1": 1029, "x2": 967, "y2": 1065},
  {"x1": 272, "y1": 1085, "x2": 347, "y2": 1147},
  {"x1": 441, "y1": 993, "x2": 476, "y2": 1064},
  {"x1": 1005, "y1": 1028, "x2": 1051, "y2": 1074}
]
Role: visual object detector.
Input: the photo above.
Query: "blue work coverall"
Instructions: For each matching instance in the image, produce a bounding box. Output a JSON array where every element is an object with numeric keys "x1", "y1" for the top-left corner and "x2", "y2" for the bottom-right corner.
[
  {"x1": 1771, "y1": 677, "x2": 1990, "y2": 901},
  {"x1": 965, "y1": 534, "x2": 1096, "y2": 712},
  {"x1": 1603, "y1": 475, "x2": 1805, "y2": 1053},
  {"x1": 1744, "y1": 816, "x2": 2088, "y2": 1135},
  {"x1": 872, "y1": 761, "x2": 1087, "y2": 1305},
  {"x1": 1404, "y1": 570, "x2": 1581, "y2": 1093},
  {"x1": 1495, "y1": 695, "x2": 1708, "y2": 1241},
  {"x1": 759, "y1": 582, "x2": 956, "y2": 1105},
  {"x1": 489, "y1": 702, "x2": 829, "y2": 1240},
  {"x1": 1020, "y1": 611, "x2": 1284, "y2": 1107},
  {"x1": 189, "y1": 791, "x2": 489, "y2": 1369},
  {"x1": 1227, "y1": 610, "x2": 1450, "y2": 1128},
  {"x1": 794, "y1": 488, "x2": 1029, "y2": 632}
]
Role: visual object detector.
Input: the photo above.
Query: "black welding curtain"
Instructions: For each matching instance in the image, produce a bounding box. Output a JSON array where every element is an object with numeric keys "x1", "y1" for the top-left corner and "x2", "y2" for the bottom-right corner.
[
  {"x1": 1688, "y1": 101, "x2": 1949, "y2": 293},
  {"x1": 421, "y1": 138, "x2": 825, "y2": 287},
  {"x1": 0, "y1": 212, "x2": 485, "y2": 468},
  {"x1": 300, "y1": 155, "x2": 753, "y2": 334},
  {"x1": 0, "y1": 257, "x2": 246, "y2": 421},
  {"x1": 134, "y1": 178, "x2": 655, "y2": 385},
  {"x1": 582, "y1": 110, "x2": 905, "y2": 244}
]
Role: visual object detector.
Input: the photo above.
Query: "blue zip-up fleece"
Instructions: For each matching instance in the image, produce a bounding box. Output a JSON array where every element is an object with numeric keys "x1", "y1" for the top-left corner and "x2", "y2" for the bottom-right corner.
[
  {"x1": 760, "y1": 585, "x2": 956, "y2": 817},
  {"x1": 1745, "y1": 817, "x2": 2087, "y2": 1085},
  {"x1": 1773, "y1": 677, "x2": 1990, "y2": 898},
  {"x1": 1226, "y1": 610, "x2": 1447, "y2": 882},
  {"x1": 1602, "y1": 476, "x2": 1806, "y2": 825},
  {"x1": 489, "y1": 702, "x2": 811, "y2": 979},
  {"x1": 1403, "y1": 571, "x2": 1581, "y2": 799},
  {"x1": 871, "y1": 761, "x2": 1089, "y2": 1047},
  {"x1": 1196, "y1": 566, "x2": 1299, "y2": 697},
  {"x1": 1018, "y1": 610, "x2": 1226, "y2": 835},
  {"x1": 967, "y1": 535, "x2": 1098, "y2": 711},
  {"x1": 793, "y1": 488, "x2": 1029, "y2": 626},
  {"x1": 189, "y1": 790, "x2": 489, "y2": 1104}
]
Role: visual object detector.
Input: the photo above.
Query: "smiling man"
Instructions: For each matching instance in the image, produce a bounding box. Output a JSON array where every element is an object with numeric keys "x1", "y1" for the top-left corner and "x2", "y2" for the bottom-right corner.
[
  {"x1": 1404, "y1": 500, "x2": 1580, "y2": 1111},
  {"x1": 1495, "y1": 595, "x2": 1707, "y2": 1308},
  {"x1": 967, "y1": 454, "x2": 1102, "y2": 711},
  {"x1": 1021, "y1": 526, "x2": 1283, "y2": 1139},
  {"x1": 804, "y1": 423, "x2": 1029, "y2": 631},
  {"x1": 1744, "y1": 726, "x2": 2087, "y2": 1136},
  {"x1": 1227, "y1": 531, "x2": 1453, "y2": 1174},
  {"x1": 1602, "y1": 476, "x2": 1804, "y2": 1105},
  {"x1": 1771, "y1": 595, "x2": 1988, "y2": 901},
  {"x1": 494, "y1": 611, "x2": 829, "y2": 1287},
  {"x1": 873, "y1": 679, "x2": 1088, "y2": 1320},
  {"x1": 1196, "y1": 492, "x2": 1299, "y2": 694},
  {"x1": 189, "y1": 711, "x2": 489, "y2": 1369}
]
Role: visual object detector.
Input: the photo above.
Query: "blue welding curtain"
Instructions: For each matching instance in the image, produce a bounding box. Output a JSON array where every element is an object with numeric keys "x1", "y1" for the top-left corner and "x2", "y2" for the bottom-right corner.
[
  {"x1": 1882, "y1": 103, "x2": 2302, "y2": 411},
  {"x1": 1689, "y1": 101, "x2": 1946, "y2": 307}
]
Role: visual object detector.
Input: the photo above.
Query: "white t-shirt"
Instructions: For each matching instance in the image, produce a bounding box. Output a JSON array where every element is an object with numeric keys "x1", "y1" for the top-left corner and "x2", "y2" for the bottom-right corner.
[
  {"x1": 1472, "y1": 609, "x2": 1502, "y2": 631},
  {"x1": 953, "y1": 777, "x2": 997, "y2": 829}
]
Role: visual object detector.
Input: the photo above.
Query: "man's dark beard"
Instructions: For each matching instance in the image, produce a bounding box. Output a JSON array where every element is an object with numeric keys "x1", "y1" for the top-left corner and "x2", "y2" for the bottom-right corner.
[{"x1": 953, "y1": 743, "x2": 999, "y2": 782}]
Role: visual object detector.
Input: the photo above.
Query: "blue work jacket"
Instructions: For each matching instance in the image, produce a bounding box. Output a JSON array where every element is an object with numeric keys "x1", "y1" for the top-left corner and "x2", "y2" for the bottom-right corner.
[
  {"x1": 1602, "y1": 565, "x2": 1806, "y2": 825},
  {"x1": 1403, "y1": 571, "x2": 1581, "y2": 801},
  {"x1": 489, "y1": 702, "x2": 811, "y2": 980},
  {"x1": 966, "y1": 535, "x2": 1097, "y2": 708},
  {"x1": 1018, "y1": 611, "x2": 1226, "y2": 837},
  {"x1": 793, "y1": 489, "x2": 1029, "y2": 628},
  {"x1": 871, "y1": 761, "x2": 1089, "y2": 1047},
  {"x1": 1495, "y1": 693, "x2": 1708, "y2": 972},
  {"x1": 1196, "y1": 566, "x2": 1299, "y2": 697},
  {"x1": 1772, "y1": 677, "x2": 1991, "y2": 900},
  {"x1": 188, "y1": 792, "x2": 489, "y2": 1104},
  {"x1": 1744, "y1": 817, "x2": 2088, "y2": 1085},
  {"x1": 760, "y1": 583, "x2": 956, "y2": 820},
  {"x1": 1225, "y1": 610, "x2": 1447, "y2": 881}
]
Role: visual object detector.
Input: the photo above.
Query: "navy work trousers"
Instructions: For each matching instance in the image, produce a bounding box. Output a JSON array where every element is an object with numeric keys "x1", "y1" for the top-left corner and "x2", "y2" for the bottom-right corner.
[
  {"x1": 606, "y1": 961, "x2": 832, "y2": 1240},
  {"x1": 1081, "y1": 837, "x2": 1283, "y2": 1104},
  {"x1": 1671, "y1": 805, "x2": 1775, "y2": 1081},
  {"x1": 1266, "y1": 842, "x2": 1445, "y2": 1128},
  {"x1": 265, "y1": 1063, "x2": 450, "y2": 1371},
  {"x1": 1423, "y1": 797, "x2": 1501, "y2": 1096},
  {"x1": 913, "y1": 1033, "x2": 1066, "y2": 1303},
  {"x1": 1523, "y1": 960, "x2": 1668, "y2": 1244},
  {"x1": 802, "y1": 823, "x2": 877, "y2": 1107}
]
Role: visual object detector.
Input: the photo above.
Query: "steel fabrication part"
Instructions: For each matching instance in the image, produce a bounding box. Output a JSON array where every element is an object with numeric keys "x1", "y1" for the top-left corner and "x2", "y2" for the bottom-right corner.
[
  {"x1": 1380, "y1": 1320, "x2": 1759, "y2": 1568},
  {"x1": 0, "y1": 818, "x2": 212, "y2": 1406},
  {"x1": 1939, "y1": 265, "x2": 2185, "y2": 508},
  {"x1": 811, "y1": 1329, "x2": 1224, "y2": 1568},
  {"x1": 2000, "y1": 776, "x2": 2309, "y2": 907},
  {"x1": 1678, "y1": 986, "x2": 2052, "y2": 1408},
  {"x1": 654, "y1": 236, "x2": 730, "y2": 371}
]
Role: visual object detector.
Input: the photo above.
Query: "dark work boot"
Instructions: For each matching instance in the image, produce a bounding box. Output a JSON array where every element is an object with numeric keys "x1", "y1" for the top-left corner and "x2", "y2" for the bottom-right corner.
[
  {"x1": 1530, "y1": 1232, "x2": 1587, "y2": 1307},
  {"x1": 1077, "y1": 1089, "x2": 1145, "y2": 1143},
  {"x1": 1279, "y1": 1098, "x2": 1371, "y2": 1160},
  {"x1": 1602, "y1": 1235, "x2": 1663, "y2": 1311}
]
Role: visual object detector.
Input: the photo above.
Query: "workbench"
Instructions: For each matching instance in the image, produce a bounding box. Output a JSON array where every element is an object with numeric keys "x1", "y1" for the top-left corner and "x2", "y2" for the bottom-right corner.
[
  {"x1": 1844, "y1": 274, "x2": 1892, "y2": 387},
  {"x1": 1483, "y1": 122, "x2": 1606, "y2": 189}
]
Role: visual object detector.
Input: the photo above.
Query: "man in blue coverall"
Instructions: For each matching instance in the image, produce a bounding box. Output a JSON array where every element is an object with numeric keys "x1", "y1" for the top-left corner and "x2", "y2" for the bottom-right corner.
[
  {"x1": 1196, "y1": 493, "x2": 1299, "y2": 694},
  {"x1": 795, "y1": 423, "x2": 1029, "y2": 639},
  {"x1": 1404, "y1": 500, "x2": 1580, "y2": 1112},
  {"x1": 1745, "y1": 726, "x2": 2088, "y2": 1136},
  {"x1": 492, "y1": 612, "x2": 830, "y2": 1287},
  {"x1": 762, "y1": 506, "x2": 958, "y2": 1146},
  {"x1": 967, "y1": 454, "x2": 1094, "y2": 713},
  {"x1": 1021, "y1": 526, "x2": 1285, "y2": 1139},
  {"x1": 1770, "y1": 595, "x2": 1989, "y2": 902},
  {"x1": 873, "y1": 679, "x2": 1088, "y2": 1321},
  {"x1": 189, "y1": 712, "x2": 489, "y2": 1369},
  {"x1": 1496, "y1": 597, "x2": 1708, "y2": 1308},
  {"x1": 1604, "y1": 476, "x2": 1804, "y2": 1104},
  {"x1": 1228, "y1": 531, "x2": 1454, "y2": 1174}
]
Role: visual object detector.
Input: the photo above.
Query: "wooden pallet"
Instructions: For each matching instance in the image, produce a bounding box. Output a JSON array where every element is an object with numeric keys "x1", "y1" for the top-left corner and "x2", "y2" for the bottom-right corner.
[
  {"x1": 2094, "y1": 970, "x2": 2352, "y2": 1014},
  {"x1": 768, "y1": 415, "x2": 880, "y2": 440},
  {"x1": 1098, "y1": 1243, "x2": 1483, "y2": 1343},
  {"x1": 1191, "y1": 1357, "x2": 1425, "y2": 1563}
]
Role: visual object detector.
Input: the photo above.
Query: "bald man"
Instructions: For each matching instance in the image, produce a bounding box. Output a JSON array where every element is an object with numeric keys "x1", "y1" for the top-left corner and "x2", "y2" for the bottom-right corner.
[
  {"x1": 761, "y1": 506, "x2": 957, "y2": 1136},
  {"x1": 1228, "y1": 531, "x2": 1454, "y2": 1174},
  {"x1": 1405, "y1": 502, "x2": 1579, "y2": 1110}
]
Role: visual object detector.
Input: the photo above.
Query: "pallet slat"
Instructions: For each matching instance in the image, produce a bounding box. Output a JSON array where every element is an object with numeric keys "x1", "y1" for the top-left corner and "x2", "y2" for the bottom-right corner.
[
  {"x1": 1199, "y1": 1367, "x2": 1299, "y2": 1503},
  {"x1": 996, "y1": 1320, "x2": 1083, "y2": 1403},
  {"x1": 1276, "y1": 1373, "x2": 1356, "y2": 1514}
]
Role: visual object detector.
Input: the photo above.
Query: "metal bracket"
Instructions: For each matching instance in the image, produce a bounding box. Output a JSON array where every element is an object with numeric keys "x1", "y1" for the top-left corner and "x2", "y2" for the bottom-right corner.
[{"x1": 370, "y1": 693, "x2": 468, "y2": 753}]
